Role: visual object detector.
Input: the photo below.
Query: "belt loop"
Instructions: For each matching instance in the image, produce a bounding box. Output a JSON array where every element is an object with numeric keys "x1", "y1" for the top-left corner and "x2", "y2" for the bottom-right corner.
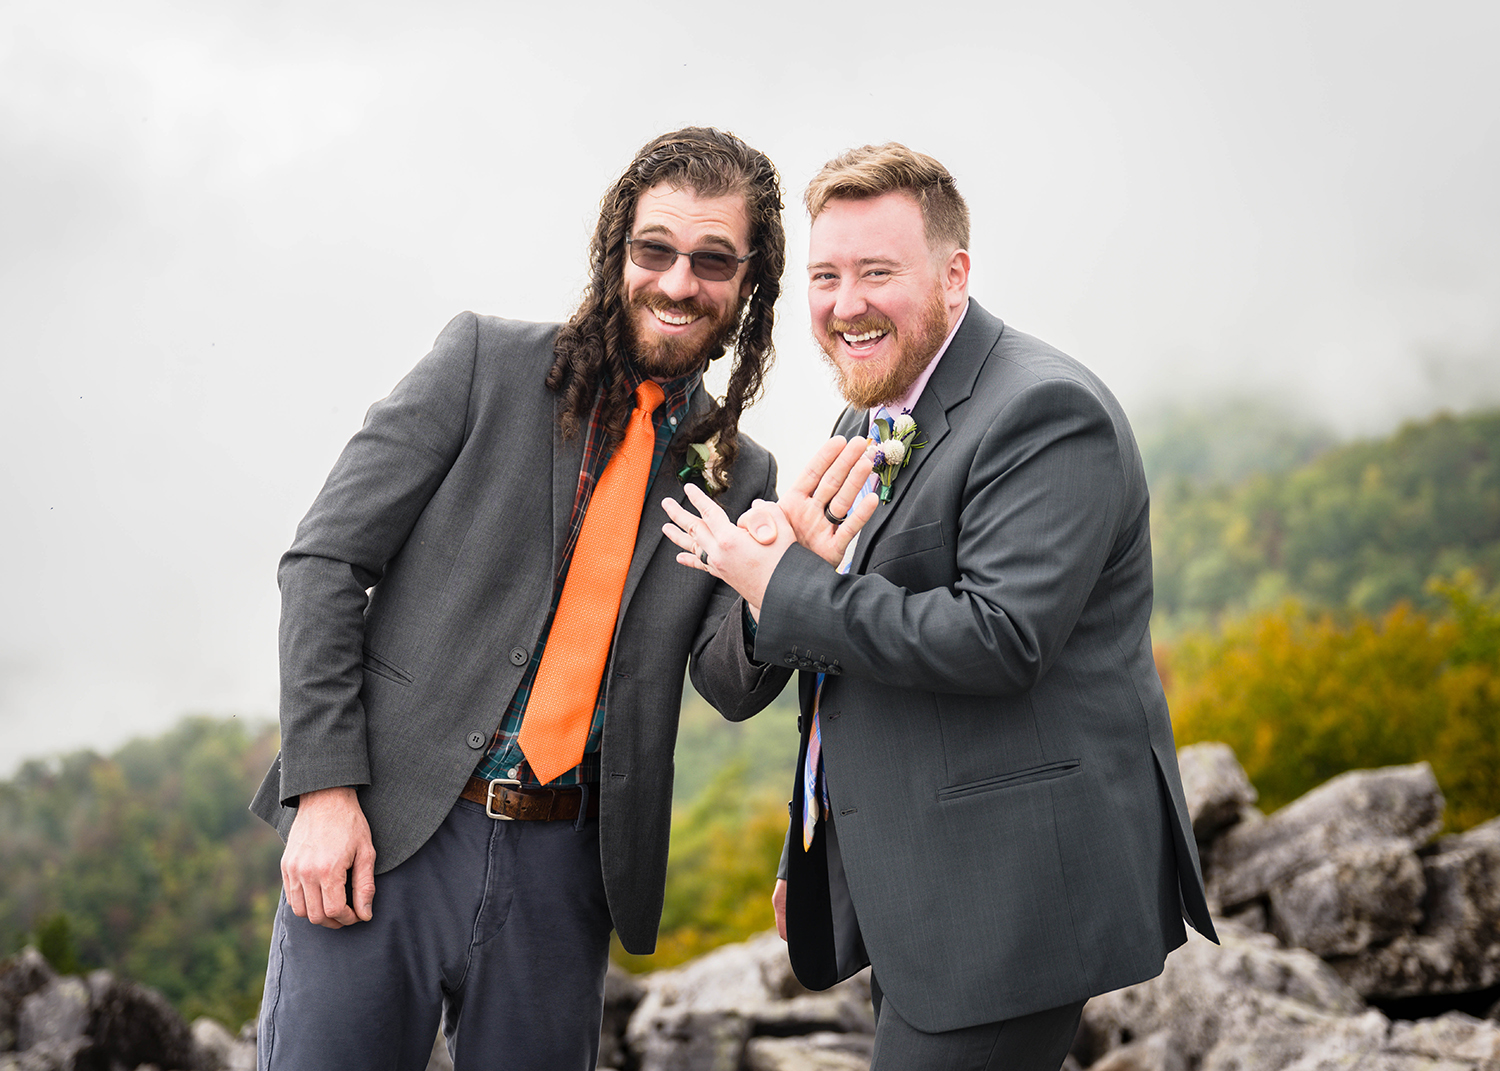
[{"x1": 574, "y1": 782, "x2": 590, "y2": 832}]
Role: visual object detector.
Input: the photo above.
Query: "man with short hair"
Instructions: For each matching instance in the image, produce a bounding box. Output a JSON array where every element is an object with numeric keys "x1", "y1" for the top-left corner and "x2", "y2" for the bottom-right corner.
[
  {"x1": 667, "y1": 143, "x2": 1217, "y2": 1071},
  {"x1": 251, "y1": 127, "x2": 792, "y2": 1071}
]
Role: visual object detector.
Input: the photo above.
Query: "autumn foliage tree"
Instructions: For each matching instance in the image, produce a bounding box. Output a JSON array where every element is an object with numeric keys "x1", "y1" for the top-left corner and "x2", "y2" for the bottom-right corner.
[{"x1": 1161, "y1": 577, "x2": 1500, "y2": 830}]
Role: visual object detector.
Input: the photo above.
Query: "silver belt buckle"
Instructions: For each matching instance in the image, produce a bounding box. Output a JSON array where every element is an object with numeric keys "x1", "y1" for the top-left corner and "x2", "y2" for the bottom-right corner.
[{"x1": 485, "y1": 778, "x2": 521, "y2": 820}]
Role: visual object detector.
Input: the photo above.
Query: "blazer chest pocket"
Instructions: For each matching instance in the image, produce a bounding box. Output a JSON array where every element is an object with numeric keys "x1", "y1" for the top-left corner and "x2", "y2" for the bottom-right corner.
[
  {"x1": 868, "y1": 520, "x2": 948, "y2": 587},
  {"x1": 937, "y1": 759, "x2": 1081, "y2": 802},
  {"x1": 362, "y1": 649, "x2": 415, "y2": 686}
]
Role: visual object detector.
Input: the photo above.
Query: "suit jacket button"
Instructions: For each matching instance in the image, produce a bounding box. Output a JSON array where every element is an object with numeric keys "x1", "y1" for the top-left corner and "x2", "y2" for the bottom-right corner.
[
  {"x1": 509, "y1": 647, "x2": 528, "y2": 666},
  {"x1": 467, "y1": 732, "x2": 486, "y2": 749},
  {"x1": 784, "y1": 654, "x2": 797, "y2": 666}
]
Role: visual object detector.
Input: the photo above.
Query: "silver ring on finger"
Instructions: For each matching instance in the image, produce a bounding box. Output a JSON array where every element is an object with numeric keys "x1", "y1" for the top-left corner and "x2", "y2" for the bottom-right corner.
[{"x1": 823, "y1": 503, "x2": 848, "y2": 526}]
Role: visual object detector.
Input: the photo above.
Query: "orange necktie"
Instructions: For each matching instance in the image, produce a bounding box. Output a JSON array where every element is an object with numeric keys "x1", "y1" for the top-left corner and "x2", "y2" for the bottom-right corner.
[{"x1": 519, "y1": 380, "x2": 666, "y2": 783}]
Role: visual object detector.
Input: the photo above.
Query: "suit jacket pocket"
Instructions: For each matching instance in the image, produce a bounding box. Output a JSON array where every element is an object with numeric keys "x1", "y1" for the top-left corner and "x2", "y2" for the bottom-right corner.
[
  {"x1": 867, "y1": 520, "x2": 945, "y2": 569},
  {"x1": 937, "y1": 759, "x2": 1080, "y2": 801},
  {"x1": 362, "y1": 648, "x2": 415, "y2": 685}
]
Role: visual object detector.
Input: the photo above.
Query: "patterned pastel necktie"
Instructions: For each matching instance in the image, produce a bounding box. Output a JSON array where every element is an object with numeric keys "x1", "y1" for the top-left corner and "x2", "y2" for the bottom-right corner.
[
  {"x1": 520, "y1": 380, "x2": 665, "y2": 784},
  {"x1": 803, "y1": 407, "x2": 888, "y2": 850}
]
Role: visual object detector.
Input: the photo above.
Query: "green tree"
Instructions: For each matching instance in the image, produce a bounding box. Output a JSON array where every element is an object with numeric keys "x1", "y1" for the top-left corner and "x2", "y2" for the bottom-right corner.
[
  {"x1": 0, "y1": 716, "x2": 283, "y2": 1027},
  {"x1": 34, "y1": 912, "x2": 83, "y2": 976},
  {"x1": 1152, "y1": 409, "x2": 1500, "y2": 633}
]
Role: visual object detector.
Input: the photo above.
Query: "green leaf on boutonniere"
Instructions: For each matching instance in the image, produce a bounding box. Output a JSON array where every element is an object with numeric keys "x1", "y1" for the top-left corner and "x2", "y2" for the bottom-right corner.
[
  {"x1": 678, "y1": 440, "x2": 726, "y2": 494},
  {"x1": 865, "y1": 410, "x2": 924, "y2": 502}
]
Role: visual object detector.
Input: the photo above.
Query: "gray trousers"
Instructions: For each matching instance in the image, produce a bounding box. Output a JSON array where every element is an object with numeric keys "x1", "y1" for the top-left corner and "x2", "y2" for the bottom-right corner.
[
  {"x1": 870, "y1": 973, "x2": 1084, "y2": 1071},
  {"x1": 257, "y1": 797, "x2": 612, "y2": 1071}
]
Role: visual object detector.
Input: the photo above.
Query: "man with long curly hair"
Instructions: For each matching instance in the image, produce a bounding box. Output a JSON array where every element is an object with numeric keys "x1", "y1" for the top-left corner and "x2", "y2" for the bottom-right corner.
[{"x1": 251, "y1": 127, "x2": 793, "y2": 1070}]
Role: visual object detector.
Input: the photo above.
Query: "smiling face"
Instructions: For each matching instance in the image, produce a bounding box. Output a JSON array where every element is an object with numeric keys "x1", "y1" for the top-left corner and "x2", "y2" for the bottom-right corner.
[
  {"x1": 807, "y1": 190, "x2": 969, "y2": 408},
  {"x1": 622, "y1": 182, "x2": 755, "y2": 380}
]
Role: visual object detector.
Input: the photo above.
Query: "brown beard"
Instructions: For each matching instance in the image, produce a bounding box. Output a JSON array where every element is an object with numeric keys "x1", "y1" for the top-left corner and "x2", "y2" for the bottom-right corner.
[
  {"x1": 627, "y1": 290, "x2": 744, "y2": 379},
  {"x1": 817, "y1": 285, "x2": 950, "y2": 408}
]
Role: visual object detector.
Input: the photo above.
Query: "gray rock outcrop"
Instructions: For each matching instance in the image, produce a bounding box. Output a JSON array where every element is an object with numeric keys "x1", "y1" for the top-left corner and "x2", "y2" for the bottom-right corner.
[
  {"x1": 1267, "y1": 837, "x2": 1427, "y2": 957},
  {"x1": 1176, "y1": 741, "x2": 1259, "y2": 842},
  {"x1": 1205, "y1": 762, "x2": 1445, "y2": 912},
  {"x1": 744, "y1": 1031, "x2": 874, "y2": 1071},
  {"x1": 0, "y1": 950, "x2": 221, "y2": 1071},
  {"x1": 16, "y1": 979, "x2": 89, "y2": 1054},
  {"x1": 1193, "y1": 752, "x2": 1500, "y2": 1004},
  {"x1": 190, "y1": 1017, "x2": 256, "y2": 1071},
  {"x1": 621, "y1": 930, "x2": 874, "y2": 1071},
  {"x1": 1327, "y1": 815, "x2": 1500, "y2": 1000},
  {"x1": 0, "y1": 950, "x2": 55, "y2": 1054},
  {"x1": 1075, "y1": 919, "x2": 1500, "y2": 1070}
]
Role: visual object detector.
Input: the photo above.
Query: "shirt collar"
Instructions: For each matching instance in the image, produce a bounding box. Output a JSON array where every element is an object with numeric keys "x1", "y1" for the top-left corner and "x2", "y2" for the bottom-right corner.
[{"x1": 621, "y1": 361, "x2": 700, "y2": 423}]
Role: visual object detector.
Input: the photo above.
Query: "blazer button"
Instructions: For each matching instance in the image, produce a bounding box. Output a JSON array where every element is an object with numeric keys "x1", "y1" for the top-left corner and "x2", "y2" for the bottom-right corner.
[
  {"x1": 509, "y1": 647, "x2": 528, "y2": 666},
  {"x1": 467, "y1": 732, "x2": 486, "y2": 749}
]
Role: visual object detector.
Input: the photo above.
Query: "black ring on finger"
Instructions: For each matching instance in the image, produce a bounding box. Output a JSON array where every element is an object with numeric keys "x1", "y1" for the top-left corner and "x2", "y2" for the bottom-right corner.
[
  {"x1": 699, "y1": 548, "x2": 711, "y2": 565},
  {"x1": 823, "y1": 503, "x2": 848, "y2": 526}
]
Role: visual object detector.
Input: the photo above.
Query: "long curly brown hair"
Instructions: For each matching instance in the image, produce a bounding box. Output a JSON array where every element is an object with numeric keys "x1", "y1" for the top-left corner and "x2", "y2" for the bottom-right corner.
[{"x1": 547, "y1": 127, "x2": 786, "y2": 490}]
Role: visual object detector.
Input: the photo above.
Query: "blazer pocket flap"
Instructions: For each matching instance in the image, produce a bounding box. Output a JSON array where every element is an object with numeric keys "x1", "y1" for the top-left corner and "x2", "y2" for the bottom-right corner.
[
  {"x1": 937, "y1": 759, "x2": 1081, "y2": 801},
  {"x1": 867, "y1": 520, "x2": 945, "y2": 570}
]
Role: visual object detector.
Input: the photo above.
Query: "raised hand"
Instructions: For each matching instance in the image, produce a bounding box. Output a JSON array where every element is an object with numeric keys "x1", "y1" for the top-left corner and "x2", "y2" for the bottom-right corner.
[
  {"x1": 662, "y1": 483, "x2": 796, "y2": 618},
  {"x1": 768, "y1": 436, "x2": 879, "y2": 566}
]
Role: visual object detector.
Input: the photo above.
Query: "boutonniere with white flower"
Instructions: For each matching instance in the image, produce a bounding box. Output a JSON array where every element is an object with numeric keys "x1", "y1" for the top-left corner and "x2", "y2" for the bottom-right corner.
[
  {"x1": 678, "y1": 437, "x2": 726, "y2": 495},
  {"x1": 866, "y1": 410, "x2": 924, "y2": 502}
]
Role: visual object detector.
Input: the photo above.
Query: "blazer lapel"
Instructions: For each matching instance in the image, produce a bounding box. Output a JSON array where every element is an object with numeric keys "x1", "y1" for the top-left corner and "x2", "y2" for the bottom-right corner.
[
  {"x1": 618, "y1": 382, "x2": 715, "y2": 609},
  {"x1": 552, "y1": 392, "x2": 586, "y2": 577},
  {"x1": 852, "y1": 301, "x2": 1003, "y2": 572}
]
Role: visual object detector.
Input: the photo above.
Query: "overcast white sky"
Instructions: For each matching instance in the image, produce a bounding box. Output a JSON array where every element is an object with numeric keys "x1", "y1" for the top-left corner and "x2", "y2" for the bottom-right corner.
[{"x1": 3, "y1": 0, "x2": 1498, "y2": 774}]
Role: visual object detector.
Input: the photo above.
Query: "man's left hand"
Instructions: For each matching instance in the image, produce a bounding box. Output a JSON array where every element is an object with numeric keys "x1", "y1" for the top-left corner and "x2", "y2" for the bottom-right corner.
[
  {"x1": 662, "y1": 484, "x2": 794, "y2": 618},
  {"x1": 773, "y1": 435, "x2": 879, "y2": 566}
]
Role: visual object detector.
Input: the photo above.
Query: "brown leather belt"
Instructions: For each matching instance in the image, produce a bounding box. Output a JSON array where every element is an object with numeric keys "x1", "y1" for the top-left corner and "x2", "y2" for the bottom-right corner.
[{"x1": 460, "y1": 776, "x2": 599, "y2": 821}]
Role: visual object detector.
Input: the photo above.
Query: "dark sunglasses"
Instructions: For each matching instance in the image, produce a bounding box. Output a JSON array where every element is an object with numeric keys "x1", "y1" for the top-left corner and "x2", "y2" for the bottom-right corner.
[{"x1": 626, "y1": 237, "x2": 756, "y2": 282}]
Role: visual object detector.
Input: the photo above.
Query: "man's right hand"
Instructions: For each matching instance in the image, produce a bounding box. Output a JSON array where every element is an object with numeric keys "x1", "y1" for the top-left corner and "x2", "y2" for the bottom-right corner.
[
  {"x1": 281, "y1": 786, "x2": 377, "y2": 928},
  {"x1": 772, "y1": 878, "x2": 788, "y2": 941}
]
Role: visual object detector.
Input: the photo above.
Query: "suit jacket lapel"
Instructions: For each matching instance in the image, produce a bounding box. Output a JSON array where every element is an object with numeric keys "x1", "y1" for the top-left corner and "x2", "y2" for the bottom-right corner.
[
  {"x1": 552, "y1": 392, "x2": 586, "y2": 577},
  {"x1": 618, "y1": 381, "x2": 714, "y2": 609},
  {"x1": 852, "y1": 301, "x2": 1003, "y2": 572}
]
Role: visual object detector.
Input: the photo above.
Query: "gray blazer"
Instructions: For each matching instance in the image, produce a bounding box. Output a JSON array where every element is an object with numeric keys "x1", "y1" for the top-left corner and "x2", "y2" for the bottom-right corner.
[
  {"x1": 732, "y1": 301, "x2": 1216, "y2": 1031},
  {"x1": 251, "y1": 311, "x2": 788, "y2": 954}
]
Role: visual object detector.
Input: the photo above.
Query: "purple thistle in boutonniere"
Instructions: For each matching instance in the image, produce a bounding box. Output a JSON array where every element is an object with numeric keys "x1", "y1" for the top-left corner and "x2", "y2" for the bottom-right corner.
[
  {"x1": 678, "y1": 438, "x2": 726, "y2": 495},
  {"x1": 865, "y1": 409, "x2": 924, "y2": 502}
]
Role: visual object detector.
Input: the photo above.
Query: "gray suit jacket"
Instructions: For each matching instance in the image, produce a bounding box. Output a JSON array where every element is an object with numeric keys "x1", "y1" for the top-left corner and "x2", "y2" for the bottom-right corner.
[
  {"x1": 736, "y1": 301, "x2": 1216, "y2": 1031},
  {"x1": 251, "y1": 311, "x2": 788, "y2": 954}
]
